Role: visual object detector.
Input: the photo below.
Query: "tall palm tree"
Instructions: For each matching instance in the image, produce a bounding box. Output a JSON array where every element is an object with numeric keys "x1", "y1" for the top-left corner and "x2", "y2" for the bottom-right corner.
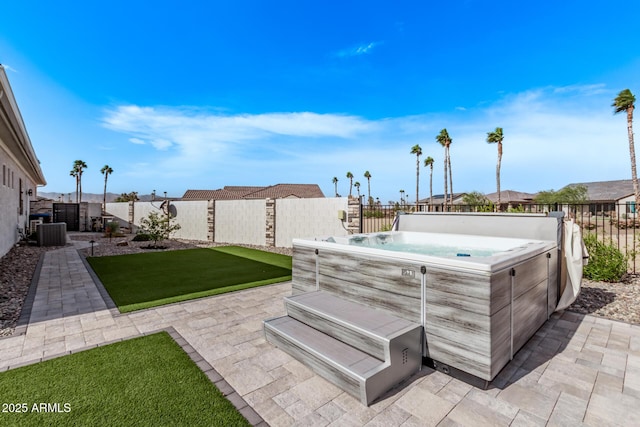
[
  {"x1": 364, "y1": 171, "x2": 372, "y2": 205},
  {"x1": 69, "y1": 169, "x2": 78, "y2": 202},
  {"x1": 447, "y1": 139, "x2": 453, "y2": 207},
  {"x1": 70, "y1": 160, "x2": 87, "y2": 202},
  {"x1": 346, "y1": 171, "x2": 354, "y2": 197},
  {"x1": 436, "y1": 129, "x2": 452, "y2": 210},
  {"x1": 100, "y1": 164, "x2": 113, "y2": 214},
  {"x1": 332, "y1": 176, "x2": 339, "y2": 197},
  {"x1": 486, "y1": 127, "x2": 504, "y2": 211},
  {"x1": 613, "y1": 89, "x2": 638, "y2": 207},
  {"x1": 399, "y1": 189, "x2": 405, "y2": 206},
  {"x1": 354, "y1": 181, "x2": 361, "y2": 200},
  {"x1": 424, "y1": 156, "x2": 434, "y2": 211},
  {"x1": 410, "y1": 144, "x2": 422, "y2": 210}
]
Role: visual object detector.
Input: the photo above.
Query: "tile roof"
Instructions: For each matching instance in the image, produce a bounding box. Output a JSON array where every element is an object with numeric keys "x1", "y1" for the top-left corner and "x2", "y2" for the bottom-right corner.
[
  {"x1": 564, "y1": 179, "x2": 634, "y2": 202},
  {"x1": 244, "y1": 184, "x2": 325, "y2": 199},
  {"x1": 181, "y1": 184, "x2": 325, "y2": 200},
  {"x1": 485, "y1": 190, "x2": 538, "y2": 204}
]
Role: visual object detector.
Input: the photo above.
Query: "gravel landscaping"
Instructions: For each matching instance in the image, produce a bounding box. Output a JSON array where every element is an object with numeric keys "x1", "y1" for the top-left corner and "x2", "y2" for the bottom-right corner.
[{"x1": 1, "y1": 233, "x2": 638, "y2": 338}]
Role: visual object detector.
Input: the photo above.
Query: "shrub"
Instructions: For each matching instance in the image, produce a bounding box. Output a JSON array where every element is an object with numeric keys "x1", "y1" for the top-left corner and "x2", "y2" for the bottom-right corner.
[
  {"x1": 363, "y1": 210, "x2": 385, "y2": 218},
  {"x1": 105, "y1": 221, "x2": 120, "y2": 234},
  {"x1": 139, "y1": 211, "x2": 181, "y2": 248},
  {"x1": 582, "y1": 234, "x2": 627, "y2": 282},
  {"x1": 132, "y1": 233, "x2": 152, "y2": 242}
]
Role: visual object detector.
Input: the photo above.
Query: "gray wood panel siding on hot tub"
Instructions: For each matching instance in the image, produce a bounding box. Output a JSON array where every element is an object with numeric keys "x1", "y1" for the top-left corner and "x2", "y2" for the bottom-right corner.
[
  {"x1": 290, "y1": 240, "x2": 558, "y2": 382},
  {"x1": 293, "y1": 246, "x2": 423, "y2": 323},
  {"x1": 424, "y1": 250, "x2": 556, "y2": 380}
]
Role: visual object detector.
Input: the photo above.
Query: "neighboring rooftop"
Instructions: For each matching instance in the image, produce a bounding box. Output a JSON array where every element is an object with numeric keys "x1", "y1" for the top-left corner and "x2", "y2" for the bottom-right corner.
[
  {"x1": 485, "y1": 190, "x2": 538, "y2": 204},
  {"x1": 564, "y1": 179, "x2": 634, "y2": 202},
  {"x1": 420, "y1": 193, "x2": 467, "y2": 204},
  {"x1": 182, "y1": 184, "x2": 325, "y2": 200}
]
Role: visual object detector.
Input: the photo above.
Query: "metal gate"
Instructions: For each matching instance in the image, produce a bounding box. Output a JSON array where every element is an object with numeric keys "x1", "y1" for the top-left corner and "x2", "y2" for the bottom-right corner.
[{"x1": 53, "y1": 203, "x2": 79, "y2": 231}]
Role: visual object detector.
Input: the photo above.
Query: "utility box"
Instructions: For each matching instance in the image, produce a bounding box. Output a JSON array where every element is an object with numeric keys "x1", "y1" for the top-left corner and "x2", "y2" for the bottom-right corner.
[
  {"x1": 338, "y1": 210, "x2": 347, "y2": 221},
  {"x1": 37, "y1": 223, "x2": 67, "y2": 247}
]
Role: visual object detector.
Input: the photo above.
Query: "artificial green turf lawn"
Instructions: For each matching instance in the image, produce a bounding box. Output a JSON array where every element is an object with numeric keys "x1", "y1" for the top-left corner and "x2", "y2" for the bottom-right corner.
[
  {"x1": 87, "y1": 246, "x2": 292, "y2": 312},
  {"x1": 0, "y1": 332, "x2": 250, "y2": 427}
]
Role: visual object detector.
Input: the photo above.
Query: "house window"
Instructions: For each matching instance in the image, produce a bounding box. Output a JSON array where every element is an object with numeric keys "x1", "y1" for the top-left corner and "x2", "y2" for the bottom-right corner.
[{"x1": 627, "y1": 201, "x2": 636, "y2": 214}]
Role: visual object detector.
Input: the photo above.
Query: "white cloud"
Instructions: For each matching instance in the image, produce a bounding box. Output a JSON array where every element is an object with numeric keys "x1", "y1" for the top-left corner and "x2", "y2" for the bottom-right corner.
[
  {"x1": 336, "y1": 42, "x2": 379, "y2": 58},
  {"x1": 103, "y1": 106, "x2": 376, "y2": 155},
  {"x1": 100, "y1": 83, "x2": 632, "y2": 201}
]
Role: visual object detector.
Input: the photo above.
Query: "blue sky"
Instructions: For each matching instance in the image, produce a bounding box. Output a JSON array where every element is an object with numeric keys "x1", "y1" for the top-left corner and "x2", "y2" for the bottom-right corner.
[{"x1": 1, "y1": 1, "x2": 639, "y2": 203}]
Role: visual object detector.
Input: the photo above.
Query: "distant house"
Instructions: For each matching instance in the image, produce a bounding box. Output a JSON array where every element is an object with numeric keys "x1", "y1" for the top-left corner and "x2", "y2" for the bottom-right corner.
[
  {"x1": 419, "y1": 193, "x2": 467, "y2": 211},
  {"x1": 182, "y1": 184, "x2": 325, "y2": 201},
  {"x1": 485, "y1": 190, "x2": 538, "y2": 210},
  {"x1": 563, "y1": 179, "x2": 636, "y2": 216},
  {"x1": 0, "y1": 65, "x2": 47, "y2": 257}
]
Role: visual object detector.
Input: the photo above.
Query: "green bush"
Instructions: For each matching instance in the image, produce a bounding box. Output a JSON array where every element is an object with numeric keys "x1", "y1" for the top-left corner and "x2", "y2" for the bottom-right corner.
[
  {"x1": 582, "y1": 234, "x2": 627, "y2": 282},
  {"x1": 363, "y1": 210, "x2": 385, "y2": 218},
  {"x1": 105, "y1": 221, "x2": 120, "y2": 234},
  {"x1": 132, "y1": 233, "x2": 152, "y2": 242}
]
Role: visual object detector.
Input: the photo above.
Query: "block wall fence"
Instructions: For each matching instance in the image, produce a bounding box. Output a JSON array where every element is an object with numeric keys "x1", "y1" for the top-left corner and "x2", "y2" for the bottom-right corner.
[{"x1": 105, "y1": 197, "x2": 362, "y2": 247}]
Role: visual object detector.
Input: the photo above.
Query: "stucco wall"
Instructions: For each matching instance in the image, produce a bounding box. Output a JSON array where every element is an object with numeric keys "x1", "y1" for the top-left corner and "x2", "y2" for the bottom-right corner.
[
  {"x1": 275, "y1": 197, "x2": 349, "y2": 247},
  {"x1": 106, "y1": 197, "x2": 354, "y2": 247},
  {"x1": 169, "y1": 200, "x2": 208, "y2": 240},
  {"x1": 215, "y1": 199, "x2": 266, "y2": 245},
  {"x1": 0, "y1": 146, "x2": 36, "y2": 256},
  {"x1": 105, "y1": 202, "x2": 129, "y2": 227}
]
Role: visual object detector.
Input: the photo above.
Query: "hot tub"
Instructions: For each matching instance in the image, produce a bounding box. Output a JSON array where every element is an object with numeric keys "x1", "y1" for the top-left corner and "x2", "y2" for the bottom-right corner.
[{"x1": 291, "y1": 229, "x2": 559, "y2": 382}]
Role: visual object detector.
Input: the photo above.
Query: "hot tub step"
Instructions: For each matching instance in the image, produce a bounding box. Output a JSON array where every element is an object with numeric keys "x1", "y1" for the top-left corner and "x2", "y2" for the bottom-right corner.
[
  {"x1": 264, "y1": 316, "x2": 408, "y2": 406},
  {"x1": 285, "y1": 291, "x2": 422, "y2": 362}
]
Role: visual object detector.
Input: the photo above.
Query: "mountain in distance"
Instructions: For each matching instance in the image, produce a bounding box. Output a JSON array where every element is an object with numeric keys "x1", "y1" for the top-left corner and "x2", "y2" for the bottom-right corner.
[{"x1": 37, "y1": 192, "x2": 168, "y2": 203}]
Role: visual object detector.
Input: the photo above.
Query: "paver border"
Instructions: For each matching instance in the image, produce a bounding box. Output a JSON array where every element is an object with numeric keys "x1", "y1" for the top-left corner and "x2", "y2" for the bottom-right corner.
[{"x1": 78, "y1": 249, "x2": 120, "y2": 316}]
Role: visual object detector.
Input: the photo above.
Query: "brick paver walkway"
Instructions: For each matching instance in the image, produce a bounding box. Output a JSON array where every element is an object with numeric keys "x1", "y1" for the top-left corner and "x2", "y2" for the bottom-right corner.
[{"x1": 1, "y1": 241, "x2": 640, "y2": 426}]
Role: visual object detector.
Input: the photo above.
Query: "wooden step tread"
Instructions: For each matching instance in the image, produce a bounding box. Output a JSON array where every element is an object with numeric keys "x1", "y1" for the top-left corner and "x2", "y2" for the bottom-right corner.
[
  {"x1": 287, "y1": 291, "x2": 419, "y2": 338},
  {"x1": 265, "y1": 316, "x2": 384, "y2": 377}
]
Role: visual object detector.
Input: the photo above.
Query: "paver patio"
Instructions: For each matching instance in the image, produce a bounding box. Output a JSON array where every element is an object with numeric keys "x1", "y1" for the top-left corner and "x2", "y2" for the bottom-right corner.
[{"x1": 1, "y1": 240, "x2": 640, "y2": 426}]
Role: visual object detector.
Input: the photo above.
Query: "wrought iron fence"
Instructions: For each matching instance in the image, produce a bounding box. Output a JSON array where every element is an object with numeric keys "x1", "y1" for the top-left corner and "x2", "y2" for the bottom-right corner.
[{"x1": 360, "y1": 203, "x2": 639, "y2": 273}]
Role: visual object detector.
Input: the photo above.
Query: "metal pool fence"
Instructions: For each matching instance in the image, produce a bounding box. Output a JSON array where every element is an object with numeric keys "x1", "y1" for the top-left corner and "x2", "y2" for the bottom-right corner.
[{"x1": 360, "y1": 203, "x2": 639, "y2": 273}]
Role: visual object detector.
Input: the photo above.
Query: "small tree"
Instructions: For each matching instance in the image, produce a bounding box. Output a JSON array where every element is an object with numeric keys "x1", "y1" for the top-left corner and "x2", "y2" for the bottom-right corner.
[
  {"x1": 462, "y1": 191, "x2": 490, "y2": 206},
  {"x1": 139, "y1": 211, "x2": 181, "y2": 248},
  {"x1": 535, "y1": 184, "x2": 588, "y2": 205},
  {"x1": 115, "y1": 191, "x2": 139, "y2": 202}
]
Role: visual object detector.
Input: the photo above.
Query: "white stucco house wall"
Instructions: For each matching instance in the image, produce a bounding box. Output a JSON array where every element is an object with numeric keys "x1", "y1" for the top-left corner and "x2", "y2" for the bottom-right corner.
[{"x1": 0, "y1": 65, "x2": 47, "y2": 257}]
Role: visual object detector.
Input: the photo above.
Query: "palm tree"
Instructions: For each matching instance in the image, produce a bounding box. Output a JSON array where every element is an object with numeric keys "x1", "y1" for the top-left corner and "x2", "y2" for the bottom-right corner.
[
  {"x1": 69, "y1": 169, "x2": 78, "y2": 202},
  {"x1": 70, "y1": 160, "x2": 87, "y2": 202},
  {"x1": 332, "y1": 176, "x2": 339, "y2": 197},
  {"x1": 424, "y1": 156, "x2": 434, "y2": 211},
  {"x1": 447, "y1": 139, "x2": 453, "y2": 207},
  {"x1": 613, "y1": 89, "x2": 638, "y2": 207},
  {"x1": 364, "y1": 171, "x2": 372, "y2": 205},
  {"x1": 399, "y1": 189, "x2": 405, "y2": 206},
  {"x1": 486, "y1": 127, "x2": 504, "y2": 211},
  {"x1": 100, "y1": 165, "x2": 113, "y2": 214},
  {"x1": 436, "y1": 129, "x2": 452, "y2": 210},
  {"x1": 346, "y1": 172, "x2": 354, "y2": 197},
  {"x1": 410, "y1": 144, "x2": 422, "y2": 210},
  {"x1": 354, "y1": 181, "x2": 361, "y2": 200}
]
